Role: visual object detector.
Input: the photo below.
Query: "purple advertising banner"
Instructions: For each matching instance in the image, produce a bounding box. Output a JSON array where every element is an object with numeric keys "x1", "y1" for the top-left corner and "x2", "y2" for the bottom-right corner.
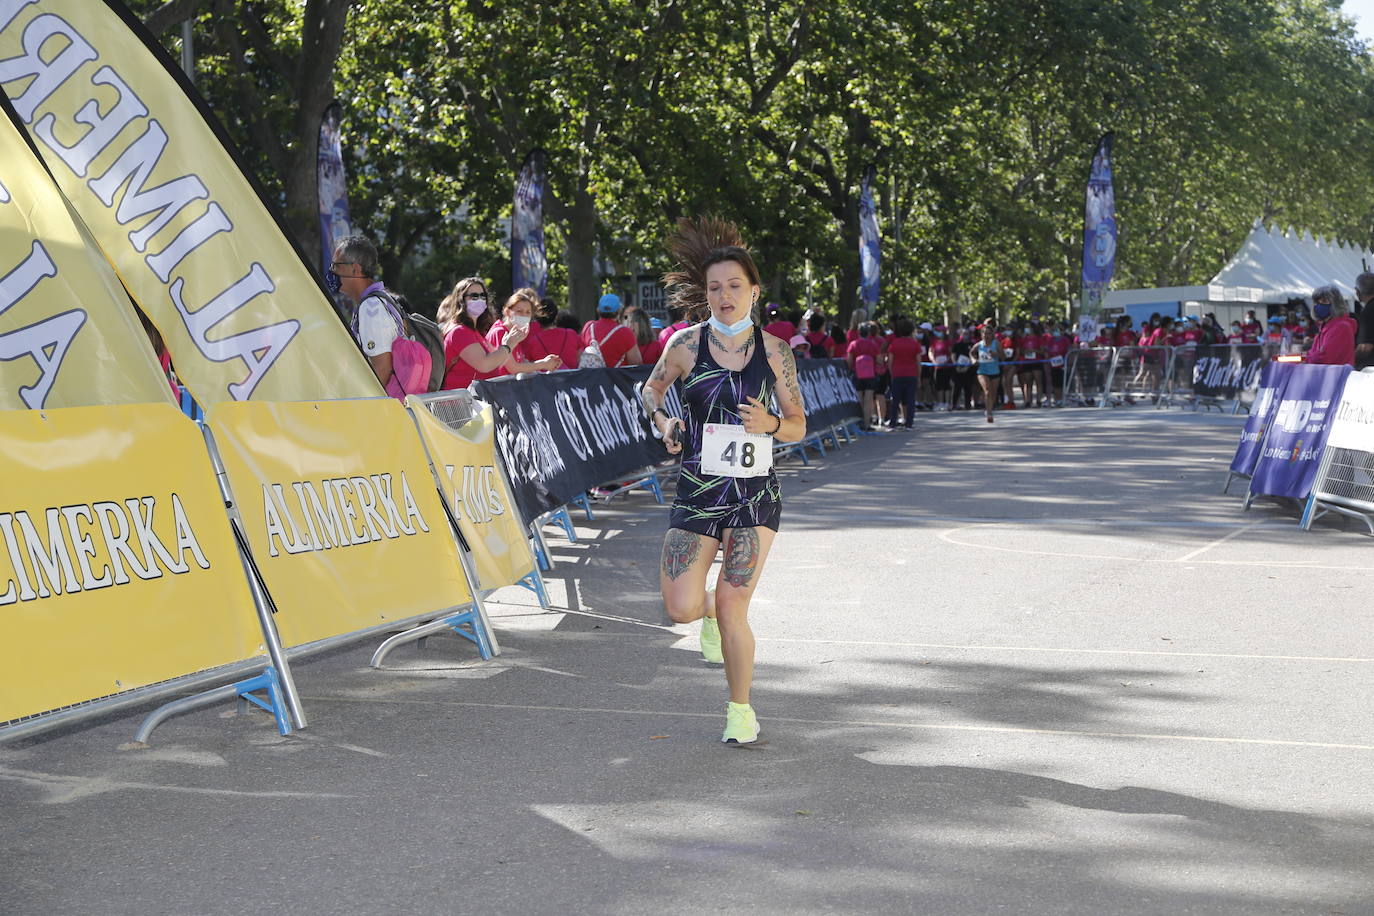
[
  {"x1": 1081, "y1": 133, "x2": 1116, "y2": 313},
  {"x1": 317, "y1": 101, "x2": 352, "y2": 272},
  {"x1": 511, "y1": 149, "x2": 548, "y2": 297},
  {"x1": 1248, "y1": 363, "x2": 1352, "y2": 500},
  {"x1": 859, "y1": 166, "x2": 880, "y2": 306},
  {"x1": 1229, "y1": 359, "x2": 1296, "y2": 476}
]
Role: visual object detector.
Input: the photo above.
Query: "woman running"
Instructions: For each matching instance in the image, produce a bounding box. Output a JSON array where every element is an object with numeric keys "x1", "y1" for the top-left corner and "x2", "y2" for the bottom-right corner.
[
  {"x1": 641, "y1": 218, "x2": 807, "y2": 745},
  {"x1": 973, "y1": 324, "x2": 1002, "y2": 423}
]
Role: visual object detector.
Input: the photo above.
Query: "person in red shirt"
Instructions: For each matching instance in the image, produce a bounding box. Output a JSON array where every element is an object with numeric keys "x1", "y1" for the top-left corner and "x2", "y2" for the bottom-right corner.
[
  {"x1": 1017, "y1": 322, "x2": 1046, "y2": 408},
  {"x1": 437, "y1": 279, "x2": 560, "y2": 389},
  {"x1": 1044, "y1": 321, "x2": 1071, "y2": 406},
  {"x1": 803, "y1": 312, "x2": 834, "y2": 357},
  {"x1": 762, "y1": 303, "x2": 796, "y2": 342},
  {"x1": 1306, "y1": 285, "x2": 1357, "y2": 365},
  {"x1": 486, "y1": 288, "x2": 537, "y2": 351},
  {"x1": 884, "y1": 316, "x2": 923, "y2": 428},
  {"x1": 846, "y1": 308, "x2": 867, "y2": 351},
  {"x1": 847, "y1": 321, "x2": 884, "y2": 430},
  {"x1": 928, "y1": 326, "x2": 953, "y2": 410},
  {"x1": 1114, "y1": 316, "x2": 1137, "y2": 348},
  {"x1": 626, "y1": 309, "x2": 663, "y2": 364},
  {"x1": 580, "y1": 293, "x2": 642, "y2": 367},
  {"x1": 1094, "y1": 323, "x2": 1115, "y2": 348},
  {"x1": 521, "y1": 298, "x2": 582, "y2": 369},
  {"x1": 995, "y1": 326, "x2": 1018, "y2": 409},
  {"x1": 1240, "y1": 310, "x2": 1262, "y2": 340}
]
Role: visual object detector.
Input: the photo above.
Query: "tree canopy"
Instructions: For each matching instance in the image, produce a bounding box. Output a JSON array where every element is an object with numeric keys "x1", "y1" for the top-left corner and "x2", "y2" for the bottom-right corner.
[{"x1": 133, "y1": 0, "x2": 1374, "y2": 322}]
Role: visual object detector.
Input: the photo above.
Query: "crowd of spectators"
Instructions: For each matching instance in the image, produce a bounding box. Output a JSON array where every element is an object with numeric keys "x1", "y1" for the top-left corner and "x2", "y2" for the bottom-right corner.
[{"x1": 331, "y1": 234, "x2": 1374, "y2": 410}]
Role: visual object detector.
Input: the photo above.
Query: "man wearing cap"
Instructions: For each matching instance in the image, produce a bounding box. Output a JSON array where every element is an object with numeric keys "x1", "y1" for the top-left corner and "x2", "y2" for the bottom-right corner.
[
  {"x1": 580, "y1": 293, "x2": 642, "y2": 367},
  {"x1": 1263, "y1": 315, "x2": 1291, "y2": 354}
]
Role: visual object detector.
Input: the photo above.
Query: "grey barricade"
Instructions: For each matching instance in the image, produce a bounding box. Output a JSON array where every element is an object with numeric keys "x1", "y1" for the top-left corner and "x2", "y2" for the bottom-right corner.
[
  {"x1": 1163, "y1": 346, "x2": 1199, "y2": 409},
  {"x1": 1302, "y1": 368, "x2": 1374, "y2": 534},
  {"x1": 1103, "y1": 346, "x2": 1175, "y2": 407},
  {"x1": 1064, "y1": 348, "x2": 1115, "y2": 406}
]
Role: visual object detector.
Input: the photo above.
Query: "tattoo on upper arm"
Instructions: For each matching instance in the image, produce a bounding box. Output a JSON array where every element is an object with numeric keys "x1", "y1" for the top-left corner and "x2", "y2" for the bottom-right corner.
[
  {"x1": 662, "y1": 528, "x2": 703, "y2": 580},
  {"x1": 722, "y1": 527, "x2": 760, "y2": 588},
  {"x1": 778, "y1": 345, "x2": 805, "y2": 411}
]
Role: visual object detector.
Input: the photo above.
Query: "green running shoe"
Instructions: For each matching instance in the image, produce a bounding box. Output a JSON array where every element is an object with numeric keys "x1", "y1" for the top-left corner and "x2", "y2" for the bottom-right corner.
[
  {"x1": 700, "y1": 602, "x2": 723, "y2": 664},
  {"x1": 721, "y1": 702, "x2": 760, "y2": 744}
]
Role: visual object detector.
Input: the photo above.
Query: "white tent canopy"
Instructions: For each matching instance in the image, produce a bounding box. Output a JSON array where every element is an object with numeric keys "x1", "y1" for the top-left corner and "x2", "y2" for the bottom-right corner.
[{"x1": 1105, "y1": 220, "x2": 1374, "y2": 315}]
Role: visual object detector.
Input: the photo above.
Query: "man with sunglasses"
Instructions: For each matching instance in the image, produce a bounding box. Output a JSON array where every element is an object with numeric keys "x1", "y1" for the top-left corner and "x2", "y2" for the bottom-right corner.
[{"x1": 328, "y1": 235, "x2": 402, "y2": 387}]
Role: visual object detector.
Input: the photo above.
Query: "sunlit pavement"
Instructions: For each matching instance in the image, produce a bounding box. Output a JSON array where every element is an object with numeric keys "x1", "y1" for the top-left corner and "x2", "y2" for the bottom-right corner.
[{"x1": 4, "y1": 407, "x2": 1371, "y2": 915}]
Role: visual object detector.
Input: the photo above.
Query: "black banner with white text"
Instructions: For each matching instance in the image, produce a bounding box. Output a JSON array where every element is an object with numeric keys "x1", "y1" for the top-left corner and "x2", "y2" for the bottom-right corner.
[{"x1": 475, "y1": 359, "x2": 860, "y2": 526}]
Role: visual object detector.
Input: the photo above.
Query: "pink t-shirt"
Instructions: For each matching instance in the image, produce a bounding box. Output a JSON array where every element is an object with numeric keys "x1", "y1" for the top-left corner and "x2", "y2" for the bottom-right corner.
[
  {"x1": 639, "y1": 338, "x2": 664, "y2": 365},
  {"x1": 521, "y1": 324, "x2": 580, "y2": 369},
  {"x1": 928, "y1": 338, "x2": 952, "y2": 365},
  {"x1": 804, "y1": 331, "x2": 833, "y2": 357},
  {"x1": 764, "y1": 320, "x2": 797, "y2": 342},
  {"x1": 1307, "y1": 316, "x2": 1357, "y2": 366},
  {"x1": 887, "y1": 337, "x2": 923, "y2": 377},
  {"x1": 847, "y1": 337, "x2": 881, "y2": 378},
  {"x1": 1045, "y1": 335, "x2": 1071, "y2": 358},
  {"x1": 580, "y1": 318, "x2": 637, "y2": 367},
  {"x1": 442, "y1": 325, "x2": 504, "y2": 390},
  {"x1": 659, "y1": 321, "x2": 691, "y2": 344}
]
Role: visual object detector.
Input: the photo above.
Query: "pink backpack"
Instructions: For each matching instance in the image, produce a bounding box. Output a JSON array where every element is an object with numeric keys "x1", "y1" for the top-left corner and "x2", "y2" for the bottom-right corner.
[{"x1": 384, "y1": 336, "x2": 432, "y2": 400}]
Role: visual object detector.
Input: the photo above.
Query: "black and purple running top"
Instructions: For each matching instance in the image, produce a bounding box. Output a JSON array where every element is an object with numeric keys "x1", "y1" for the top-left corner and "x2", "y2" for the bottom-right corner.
[{"x1": 668, "y1": 324, "x2": 782, "y2": 540}]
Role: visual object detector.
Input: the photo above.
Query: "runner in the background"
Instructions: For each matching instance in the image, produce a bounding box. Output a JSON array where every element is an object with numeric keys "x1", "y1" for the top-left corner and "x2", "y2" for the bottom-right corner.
[{"x1": 973, "y1": 324, "x2": 1002, "y2": 423}]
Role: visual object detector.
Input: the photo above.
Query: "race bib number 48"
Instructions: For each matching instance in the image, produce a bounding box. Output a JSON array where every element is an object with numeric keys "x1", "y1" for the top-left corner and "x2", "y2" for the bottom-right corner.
[{"x1": 700, "y1": 423, "x2": 773, "y2": 478}]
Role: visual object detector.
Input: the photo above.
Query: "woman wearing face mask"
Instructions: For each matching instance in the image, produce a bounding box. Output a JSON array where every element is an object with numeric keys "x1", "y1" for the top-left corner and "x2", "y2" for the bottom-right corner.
[
  {"x1": 486, "y1": 287, "x2": 537, "y2": 350},
  {"x1": 1305, "y1": 285, "x2": 1357, "y2": 365},
  {"x1": 641, "y1": 217, "x2": 806, "y2": 745},
  {"x1": 437, "y1": 278, "x2": 559, "y2": 389}
]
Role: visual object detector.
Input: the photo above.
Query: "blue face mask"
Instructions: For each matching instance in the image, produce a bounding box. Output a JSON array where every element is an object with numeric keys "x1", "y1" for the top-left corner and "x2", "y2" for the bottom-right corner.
[
  {"x1": 324, "y1": 269, "x2": 342, "y2": 295},
  {"x1": 708, "y1": 314, "x2": 755, "y2": 337},
  {"x1": 1314, "y1": 302, "x2": 1332, "y2": 320}
]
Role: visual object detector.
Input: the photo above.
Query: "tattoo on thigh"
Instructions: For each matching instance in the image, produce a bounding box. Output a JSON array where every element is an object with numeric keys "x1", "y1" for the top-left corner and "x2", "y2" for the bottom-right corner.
[
  {"x1": 662, "y1": 529, "x2": 702, "y2": 580},
  {"x1": 723, "y1": 527, "x2": 760, "y2": 588}
]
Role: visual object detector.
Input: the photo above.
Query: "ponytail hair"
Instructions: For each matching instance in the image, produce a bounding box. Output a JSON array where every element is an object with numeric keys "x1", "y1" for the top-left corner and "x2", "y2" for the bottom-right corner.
[{"x1": 662, "y1": 217, "x2": 761, "y2": 322}]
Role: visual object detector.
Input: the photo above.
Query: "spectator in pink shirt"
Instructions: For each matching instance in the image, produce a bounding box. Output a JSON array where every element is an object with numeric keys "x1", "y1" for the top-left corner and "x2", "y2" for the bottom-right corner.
[{"x1": 1306, "y1": 285, "x2": 1357, "y2": 366}]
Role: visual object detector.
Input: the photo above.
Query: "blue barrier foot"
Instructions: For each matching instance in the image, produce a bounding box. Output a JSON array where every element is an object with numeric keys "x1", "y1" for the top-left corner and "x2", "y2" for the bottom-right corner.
[
  {"x1": 444, "y1": 607, "x2": 493, "y2": 660},
  {"x1": 549, "y1": 506, "x2": 578, "y2": 541},
  {"x1": 517, "y1": 569, "x2": 551, "y2": 607},
  {"x1": 571, "y1": 493, "x2": 596, "y2": 521},
  {"x1": 532, "y1": 536, "x2": 551, "y2": 571},
  {"x1": 234, "y1": 668, "x2": 291, "y2": 736}
]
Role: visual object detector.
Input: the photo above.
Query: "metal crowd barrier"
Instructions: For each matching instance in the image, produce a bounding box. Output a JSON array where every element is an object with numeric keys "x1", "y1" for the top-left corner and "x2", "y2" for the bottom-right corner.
[
  {"x1": 1301, "y1": 444, "x2": 1374, "y2": 534},
  {"x1": 1101, "y1": 346, "x2": 1174, "y2": 407},
  {"x1": 1064, "y1": 348, "x2": 1115, "y2": 406}
]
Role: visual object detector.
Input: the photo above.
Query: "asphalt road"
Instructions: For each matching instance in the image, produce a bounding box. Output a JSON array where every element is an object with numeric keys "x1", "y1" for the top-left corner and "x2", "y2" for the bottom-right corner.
[{"x1": 4, "y1": 407, "x2": 1372, "y2": 915}]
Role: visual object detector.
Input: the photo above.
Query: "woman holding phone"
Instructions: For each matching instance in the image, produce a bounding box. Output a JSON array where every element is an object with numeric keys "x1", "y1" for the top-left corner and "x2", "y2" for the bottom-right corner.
[
  {"x1": 641, "y1": 217, "x2": 807, "y2": 745},
  {"x1": 486, "y1": 288, "x2": 538, "y2": 352}
]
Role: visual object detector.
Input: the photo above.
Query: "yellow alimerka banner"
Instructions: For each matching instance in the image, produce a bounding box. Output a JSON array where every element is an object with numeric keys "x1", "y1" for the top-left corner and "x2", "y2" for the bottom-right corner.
[
  {"x1": 0, "y1": 403, "x2": 266, "y2": 723},
  {"x1": 207, "y1": 398, "x2": 473, "y2": 649},
  {"x1": 0, "y1": 92, "x2": 172, "y2": 409},
  {"x1": 408, "y1": 400, "x2": 536, "y2": 591},
  {"x1": 0, "y1": 1, "x2": 382, "y2": 405}
]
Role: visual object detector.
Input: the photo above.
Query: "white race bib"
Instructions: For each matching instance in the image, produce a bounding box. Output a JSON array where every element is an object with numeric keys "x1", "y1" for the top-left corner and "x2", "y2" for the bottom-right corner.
[
  {"x1": 1050, "y1": 356, "x2": 1065, "y2": 367},
  {"x1": 700, "y1": 423, "x2": 773, "y2": 478}
]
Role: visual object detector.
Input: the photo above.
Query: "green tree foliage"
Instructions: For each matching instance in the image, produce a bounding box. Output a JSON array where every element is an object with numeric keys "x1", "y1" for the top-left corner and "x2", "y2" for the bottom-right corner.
[{"x1": 139, "y1": 0, "x2": 1374, "y2": 322}]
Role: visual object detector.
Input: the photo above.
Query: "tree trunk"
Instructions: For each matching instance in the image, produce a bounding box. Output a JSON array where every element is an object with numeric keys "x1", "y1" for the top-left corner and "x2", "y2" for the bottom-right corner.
[
  {"x1": 282, "y1": 0, "x2": 351, "y2": 271},
  {"x1": 563, "y1": 186, "x2": 600, "y2": 320},
  {"x1": 836, "y1": 203, "x2": 861, "y2": 323}
]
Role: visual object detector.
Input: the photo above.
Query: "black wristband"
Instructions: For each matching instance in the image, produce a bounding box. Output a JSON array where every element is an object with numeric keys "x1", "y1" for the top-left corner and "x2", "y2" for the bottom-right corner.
[
  {"x1": 652, "y1": 407, "x2": 669, "y2": 422},
  {"x1": 769, "y1": 414, "x2": 782, "y2": 435}
]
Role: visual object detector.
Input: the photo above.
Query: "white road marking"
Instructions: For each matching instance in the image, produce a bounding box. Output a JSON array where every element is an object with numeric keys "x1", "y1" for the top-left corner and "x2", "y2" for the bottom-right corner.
[
  {"x1": 936, "y1": 524, "x2": 1370, "y2": 571},
  {"x1": 1174, "y1": 520, "x2": 1264, "y2": 563},
  {"x1": 299, "y1": 697, "x2": 1374, "y2": 752},
  {"x1": 751, "y1": 635, "x2": 1374, "y2": 664}
]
